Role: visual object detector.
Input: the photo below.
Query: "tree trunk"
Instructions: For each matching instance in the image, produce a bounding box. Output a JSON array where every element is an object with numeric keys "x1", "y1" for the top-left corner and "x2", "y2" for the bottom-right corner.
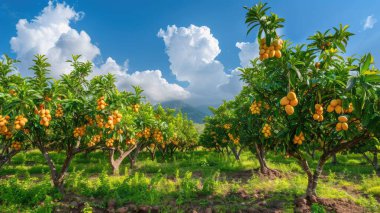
[
  {"x1": 294, "y1": 151, "x2": 327, "y2": 201},
  {"x1": 306, "y1": 161, "x2": 325, "y2": 199},
  {"x1": 129, "y1": 157, "x2": 136, "y2": 169},
  {"x1": 109, "y1": 149, "x2": 121, "y2": 175},
  {"x1": 253, "y1": 144, "x2": 271, "y2": 174},
  {"x1": 293, "y1": 152, "x2": 317, "y2": 200},
  {"x1": 57, "y1": 154, "x2": 74, "y2": 185},
  {"x1": 112, "y1": 162, "x2": 121, "y2": 175},
  {"x1": 306, "y1": 176, "x2": 316, "y2": 199},
  {"x1": 295, "y1": 133, "x2": 369, "y2": 202},
  {"x1": 0, "y1": 150, "x2": 17, "y2": 169},
  {"x1": 161, "y1": 147, "x2": 167, "y2": 160},
  {"x1": 331, "y1": 154, "x2": 338, "y2": 165},
  {"x1": 129, "y1": 146, "x2": 140, "y2": 169},
  {"x1": 146, "y1": 146, "x2": 156, "y2": 161},
  {"x1": 40, "y1": 148, "x2": 74, "y2": 194},
  {"x1": 150, "y1": 149, "x2": 156, "y2": 161},
  {"x1": 230, "y1": 145, "x2": 240, "y2": 161},
  {"x1": 0, "y1": 158, "x2": 7, "y2": 169},
  {"x1": 110, "y1": 145, "x2": 136, "y2": 175}
]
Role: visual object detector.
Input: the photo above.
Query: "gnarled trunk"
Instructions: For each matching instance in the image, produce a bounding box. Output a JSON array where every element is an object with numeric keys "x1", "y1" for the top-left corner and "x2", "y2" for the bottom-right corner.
[
  {"x1": 111, "y1": 161, "x2": 121, "y2": 175},
  {"x1": 306, "y1": 160, "x2": 325, "y2": 199},
  {"x1": 41, "y1": 148, "x2": 74, "y2": 194},
  {"x1": 109, "y1": 145, "x2": 136, "y2": 175},
  {"x1": 293, "y1": 152, "x2": 319, "y2": 200},
  {"x1": 251, "y1": 143, "x2": 273, "y2": 175},
  {"x1": 256, "y1": 143, "x2": 267, "y2": 174}
]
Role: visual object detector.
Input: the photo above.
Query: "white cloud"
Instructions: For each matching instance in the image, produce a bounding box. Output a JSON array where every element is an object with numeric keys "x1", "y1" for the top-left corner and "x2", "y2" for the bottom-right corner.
[
  {"x1": 9, "y1": 2, "x2": 257, "y2": 106},
  {"x1": 94, "y1": 57, "x2": 190, "y2": 103},
  {"x1": 218, "y1": 69, "x2": 245, "y2": 96},
  {"x1": 236, "y1": 42, "x2": 259, "y2": 67},
  {"x1": 364, "y1": 15, "x2": 377, "y2": 30},
  {"x1": 10, "y1": 1, "x2": 189, "y2": 103},
  {"x1": 158, "y1": 25, "x2": 231, "y2": 105},
  {"x1": 10, "y1": 1, "x2": 98, "y2": 77}
]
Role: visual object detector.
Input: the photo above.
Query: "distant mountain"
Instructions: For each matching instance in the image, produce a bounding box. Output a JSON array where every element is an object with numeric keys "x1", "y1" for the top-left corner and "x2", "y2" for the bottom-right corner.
[{"x1": 159, "y1": 100, "x2": 212, "y2": 123}]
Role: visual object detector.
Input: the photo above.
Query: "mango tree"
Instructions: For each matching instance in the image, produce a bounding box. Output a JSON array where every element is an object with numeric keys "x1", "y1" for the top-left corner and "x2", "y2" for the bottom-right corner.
[
  {"x1": 157, "y1": 106, "x2": 199, "y2": 158},
  {"x1": 20, "y1": 55, "x2": 109, "y2": 192},
  {"x1": 128, "y1": 103, "x2": 156, "y2": 168},
  {"x1": 232, "y1": 87, "x2": 280, "y2": 174},
  {"x1": 5, "y1": 55, "x2": 134, "y2": 192},
  {"x1": 0, "y1": 55, "x2": 30, "y2": 168},
  {"x1": 201, "y1": 101, "x2": 245, "y2": 160},
  {"x1": 173, "y1": 112, "x2": 199, "y2": 152},
  {"x1": 144, "y1": 105, "x2": 172, "y2": 160},
  {"x1": 243, "y1": 2, "x2": 380, "y2": 201},
  {"x1": 87, "y1": 75, "x2": 144, "y2": 175}
]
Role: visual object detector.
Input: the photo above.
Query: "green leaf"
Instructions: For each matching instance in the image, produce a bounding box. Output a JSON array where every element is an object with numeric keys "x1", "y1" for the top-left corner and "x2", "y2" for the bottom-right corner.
[
  {"x1": 291, "y1": 65, "x2": 303, "y2": 81},
  {"x1": 335, "y1": 42, "x2": 346, "y2": 52},
  {"x1": 360, "y1": 54, "x2": 372, "y2": 74},
  {"x1": 364, "y1": 75, "x2": 380, "y2": 83}
]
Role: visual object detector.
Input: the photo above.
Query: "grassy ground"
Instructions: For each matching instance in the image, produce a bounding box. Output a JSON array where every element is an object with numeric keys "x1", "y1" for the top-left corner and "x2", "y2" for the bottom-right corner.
[{"x1": 0, "y1": 150, "x2": 379, "y2": 212}]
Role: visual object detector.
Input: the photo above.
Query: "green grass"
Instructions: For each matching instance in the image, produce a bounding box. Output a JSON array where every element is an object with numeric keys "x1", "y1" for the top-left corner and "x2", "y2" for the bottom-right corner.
[{"x1": 0, "y1": 150, "x2": 379, "y2": 212}]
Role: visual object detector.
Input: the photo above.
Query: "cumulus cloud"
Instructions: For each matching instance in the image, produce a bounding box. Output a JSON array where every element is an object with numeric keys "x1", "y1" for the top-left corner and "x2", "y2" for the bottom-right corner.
[
  {"x1": 158, "y1": 25, "x2": 260, "y2": 105},
  {"x1": 9, "y1": 1, "x2": 189, "y2": 103},
  {"x1": 94, "y1": 58, "x2": 190, "y2": 103},
  {"x1": 9, "y1": 2, "x2": 258, "y2": 106},
  {"x1": 218, "y1": 69, "x2": 244, "y2": 96},
  {"x1": 217, "y1": 41, "x2": 260, "y2": 99},
  {"x1": 10, "y1": 1, "x2": 99, "y2": 77},
  {"x1": 363, "y1": 15, "x2": 377, "y2": 30},
  {"x1": 158, "y1": 25, "x2": 231, "y2": 105},
  {"x1": 236, "y1": 42, "x2": 259, "y2": 67}
]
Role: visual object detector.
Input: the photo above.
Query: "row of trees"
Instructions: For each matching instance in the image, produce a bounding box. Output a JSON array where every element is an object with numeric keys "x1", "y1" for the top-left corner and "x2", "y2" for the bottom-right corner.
[
  {"x1": 0, "y1": 55, "x2": 198, "y2": 193},
  {"x1": 201, "y1": 2, "x2": 380, "y2": 202}
]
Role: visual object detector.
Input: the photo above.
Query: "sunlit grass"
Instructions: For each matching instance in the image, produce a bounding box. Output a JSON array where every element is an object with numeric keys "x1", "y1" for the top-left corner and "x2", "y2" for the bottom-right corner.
[{"x1": 0, "y1": 150, "x2": 379, "y2": 212}]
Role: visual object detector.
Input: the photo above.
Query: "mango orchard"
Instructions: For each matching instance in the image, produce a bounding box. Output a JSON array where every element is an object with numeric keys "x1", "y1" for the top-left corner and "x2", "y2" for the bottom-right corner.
[{"x1": 0, "y1": 55, "x2": 198, "y2": 192}]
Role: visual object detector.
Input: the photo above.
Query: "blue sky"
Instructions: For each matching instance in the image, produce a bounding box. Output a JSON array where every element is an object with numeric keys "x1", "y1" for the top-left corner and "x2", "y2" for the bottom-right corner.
[{"x1": 0, "y1": 0, "x2": 379, "y2": 106}]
